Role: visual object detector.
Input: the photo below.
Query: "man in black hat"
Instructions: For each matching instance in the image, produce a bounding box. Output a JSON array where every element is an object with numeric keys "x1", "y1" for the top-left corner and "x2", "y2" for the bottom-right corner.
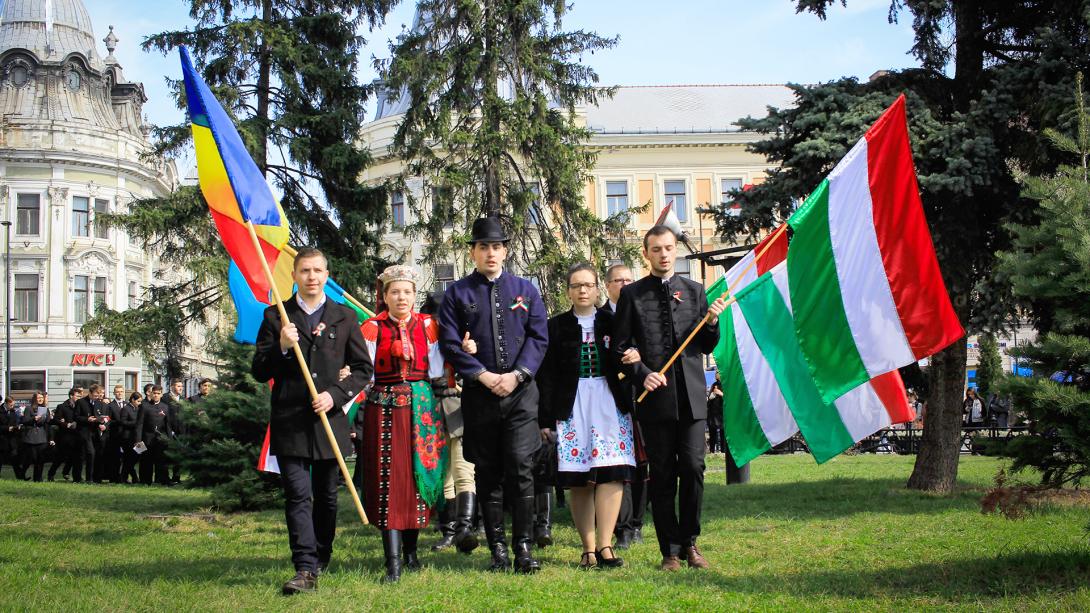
[{"x1": 438, "y1": 216, "x2": 549, "y2": 574}]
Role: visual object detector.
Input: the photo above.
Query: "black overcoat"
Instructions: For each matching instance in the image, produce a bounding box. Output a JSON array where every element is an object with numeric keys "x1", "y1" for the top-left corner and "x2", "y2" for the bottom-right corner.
[
  {"x1": 251, "y1": 296, "x2": 373, "y2": 460},
  {"x1": 611, "y1": 275, "x2": 718, "y2": 423}
]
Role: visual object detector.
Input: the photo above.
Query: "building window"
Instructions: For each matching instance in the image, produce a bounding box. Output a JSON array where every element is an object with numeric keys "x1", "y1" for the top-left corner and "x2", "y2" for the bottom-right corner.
[
  {"x1": 125, "y1": 371, "x2": 139, "y2": 395},
  {"x1": 11, "y1": 371, "x2": 46, "y2": 398},
  {"x1": 94, "y1": 277, "x2": 107, "y2": 312},
  {"x1": 606, "y1": 181, "x2": 628, "y2": 217},
  {"x1": 675, "y1": 257, "x2": 691, "y2": 280},
  {"x1": 721, "y1": 178, "x2": 744, "y2": 217},
  {"x1": 73, "y1": 275, "x2": 89, "y2": 324},
  {"x1": 128, "y1": 281, "x2": 138, "y2": 309},
  {"x1": 73, "y1": 370, "x2": 106, "y2": 391},
  {"x1": 664, "y1": 180, "x2": 688, "y2": 223},
  {"x1": 16, "y1": 193, "x2": 40, "y2": 235},
  {"x1": 14, "y1": 274, "x2": 39, "y2": 322},
  {"x1": 434, "y1": 264, "x2": 455, "y2": 292},
  {"x1": 527, "y1": 183, "x2": 543, "y2": 226},
  {"x1": 72, "y1": 197, "x2": 90, "y2": 237},
  {"x1": 391, "y1": 192, "x2": 405, "y2": 229},
  {"x1": 93, "y1": 198, "x2": 109, "y2": 239}
]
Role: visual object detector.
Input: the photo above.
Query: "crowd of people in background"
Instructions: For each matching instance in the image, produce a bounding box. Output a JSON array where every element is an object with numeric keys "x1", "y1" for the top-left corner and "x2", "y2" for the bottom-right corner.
[{"x1": 0, "y1": 378, "x2": 213, "y2": 485}]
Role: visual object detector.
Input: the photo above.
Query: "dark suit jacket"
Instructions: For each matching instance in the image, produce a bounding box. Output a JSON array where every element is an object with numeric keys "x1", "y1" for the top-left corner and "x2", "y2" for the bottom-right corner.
[
  {"x1": 53, "y1": 401, "x2": 77, "y2": 438},
  {"x1": 438, "y1": 270, "x2": 548, "y2": 381},
  {"x1": 251, "y1": 295, "x2": 373, "y2": 460},
  {"x1": 612, "y1": 274, "x2": 719, "y2": 423},
  {"x1": 538, "y1": 308, "x2": 627, "y2": 426},
  {"x1": 114, "y1": 400, "x2": 138, "y2": 444},
  {"x1": 136, "y1": 401, "x2": 172, "y2": 444},
  {"x1": 74, "y1": 398, "x2": 105, "y2": 442}
]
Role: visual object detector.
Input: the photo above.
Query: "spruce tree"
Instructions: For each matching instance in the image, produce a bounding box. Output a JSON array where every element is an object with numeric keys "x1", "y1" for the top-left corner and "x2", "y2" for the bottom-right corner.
[
  {"x1": 717, "y1": 0, "x2": 1090, "y2": 493},
  {"x1": 997, "y1": 73, "x2": 1090, "y2": 488},
  {"x1": 84, "y1": 0, "x2": 395, "y2": 373},
  {"x1": 379, "y1": 0, "x2": 637, "y2": 306}
]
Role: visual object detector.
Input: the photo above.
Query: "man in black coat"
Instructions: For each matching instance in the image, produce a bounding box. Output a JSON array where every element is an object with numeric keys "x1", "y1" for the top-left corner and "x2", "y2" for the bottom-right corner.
[
  {"x1": 438, "y1": 217, "x2": 549, "y2": 574},
  {"x1": 74, "y1": 384, "x2": 107, "y2": 483},
  {"x1": 117, "y1": 392, "x2": 140, "y2": 484},
  {"x1": 103, "y1": 385, "x2": 128, "y2": 482},
  {"x1": 603, "y1": 263, "x2": 647, "y2": 550},
  {"x1": 47, "y1": 387, "x2": 81, "y2": 481},
  {"x1": 0, "y1": 397, "x2": 21, "y2": 478},
  {"x1": 251, "y1": 247, "x2": 372, "y2": 595},
  {"x1": 612, "y1": 225, "x2": 725, "y2": 571},
  {"x1": 136, "y1": 386, "x2": 172, "y2": 485}
]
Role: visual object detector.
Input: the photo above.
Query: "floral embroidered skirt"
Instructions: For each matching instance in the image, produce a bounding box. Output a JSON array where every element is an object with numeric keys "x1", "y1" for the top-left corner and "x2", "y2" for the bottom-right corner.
[
  {"x1": 556, "y1": 377, "x2": 635, "y2": 488},
  {"x1": 361, "y1": 383, "x2": 432, "y2": 530}
]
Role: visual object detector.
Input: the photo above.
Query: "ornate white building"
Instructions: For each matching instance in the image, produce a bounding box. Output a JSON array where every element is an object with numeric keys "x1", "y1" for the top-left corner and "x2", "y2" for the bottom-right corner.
[{"x1": 0, "y1": 0, "x2": 214, "y2": 400}]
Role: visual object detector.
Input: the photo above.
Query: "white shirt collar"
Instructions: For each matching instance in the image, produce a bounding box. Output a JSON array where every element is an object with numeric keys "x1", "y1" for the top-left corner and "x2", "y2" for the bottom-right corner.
[
  {"x1": 482, "y1": 269, "x2": 503, "y2": 282},
  {"x1": 296, "y1": 292, "x2": 327, "y2": 315},
  {"x1": 608, "y1": 299, "x2": 618, "y2": 312}
]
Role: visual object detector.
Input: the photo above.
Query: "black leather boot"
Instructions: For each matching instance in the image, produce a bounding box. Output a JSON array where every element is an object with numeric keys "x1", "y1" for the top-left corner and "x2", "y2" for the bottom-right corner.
[
  {"x1": 482, "y1": 500, "x2": 510, "y2": 572},
  {"x1": 403, "y1": 529, "x2": 421, "y2": 571},
  {"x1": 431, "y1": 499, "x2": 457, "y2": 551},
  {"x1": 453, "y1": 491, "x2": 480, "y2": 553},
  {"x1": 512, "y1": 496, "x2": 541, "y2": 574},
  {"x1": 381, "y1": 529, "x2": 403, "y2": 583},
  {"x1": 533, "y1": 491, "x2": 553, "y2": 548}
]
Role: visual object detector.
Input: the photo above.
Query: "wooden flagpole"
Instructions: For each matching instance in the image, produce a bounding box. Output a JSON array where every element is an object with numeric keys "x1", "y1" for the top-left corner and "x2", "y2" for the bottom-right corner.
[
  {"x1": 634, "y1": 223, "x2": 789, "y2": 403},
  {"x1": 246, "y1": 222, "x2": 369, "y2": 525}
]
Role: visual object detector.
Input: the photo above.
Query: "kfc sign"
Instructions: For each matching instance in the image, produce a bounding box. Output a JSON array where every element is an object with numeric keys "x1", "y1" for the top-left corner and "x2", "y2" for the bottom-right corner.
[{"x1": 71, "y1": 353, "x2": 116, "y2": 366}]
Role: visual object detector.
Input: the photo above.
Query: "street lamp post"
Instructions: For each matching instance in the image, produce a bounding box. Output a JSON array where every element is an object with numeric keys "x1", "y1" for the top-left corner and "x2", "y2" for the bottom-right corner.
[{"x1": 1, "y1": 220, "x2": 10, "y2": 399}]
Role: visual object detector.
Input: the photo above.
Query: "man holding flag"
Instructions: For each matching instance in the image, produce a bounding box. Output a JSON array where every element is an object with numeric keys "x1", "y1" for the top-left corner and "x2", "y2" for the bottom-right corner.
[
  {"x1": 252, "y1": 249, "x2": 373, "y2": 594},
  {"x1": 612, "y1": 225, "x2": 726, "y2": 571}
]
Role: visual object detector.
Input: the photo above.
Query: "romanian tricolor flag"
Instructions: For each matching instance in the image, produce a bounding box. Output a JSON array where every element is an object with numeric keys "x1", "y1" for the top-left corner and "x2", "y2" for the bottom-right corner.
[{"x1": 179, "y1": 47, "x2": 289, "y2": 296}]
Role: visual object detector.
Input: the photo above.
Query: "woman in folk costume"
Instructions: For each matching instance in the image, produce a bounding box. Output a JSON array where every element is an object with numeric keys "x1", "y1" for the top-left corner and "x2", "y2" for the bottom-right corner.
[
  {"x1": 538, "y1": 262, "x2": 639, "y2": 570},
  {"x1": 359, "y1": 265, "x2": 449, "y2": 583}
]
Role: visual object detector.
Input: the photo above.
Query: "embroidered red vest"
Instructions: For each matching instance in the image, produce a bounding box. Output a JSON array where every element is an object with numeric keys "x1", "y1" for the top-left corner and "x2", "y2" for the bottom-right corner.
[{"x1": 362, "y1": 313, "x2": 436, "y2": 384}]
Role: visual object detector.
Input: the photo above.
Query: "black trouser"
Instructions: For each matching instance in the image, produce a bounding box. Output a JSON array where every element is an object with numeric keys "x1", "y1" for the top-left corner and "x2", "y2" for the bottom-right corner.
[
  {"x1": 140, "y1": 438, "x2": 170, "y2": 485},
  {"x1": 48, "y1": 435, "x2": 76, "y2": 479},
  {"x1": 92, "y1": 434, "x2": 107, "y2": 482},
  {"x1": 21, "y1": 443, "x2": 46, "y2": 481},
  {"x1": 615, "y1": 463, "x2": 649, "y2": 537},
  {"x1": 639, "y1": 411, "x2": 706, "y2": 558},
  {"x1": 279, "y1": 456, "x2": 339, "y2": 573},
  {"x1": 101, "y1": 434, "x2": 121, "y2": 482},
  {"x1": 119, "y1": 439, "x2": 139, "y2": 483},
  {"x1": 75, "y1": 434, "x2": 97, "y2": 483},
  {"x1": 461, "y1": 381, "x2": 541, "y2": 507},
  {"x1": 0, "y1": 441, "x2": 20, "y2": 478}
]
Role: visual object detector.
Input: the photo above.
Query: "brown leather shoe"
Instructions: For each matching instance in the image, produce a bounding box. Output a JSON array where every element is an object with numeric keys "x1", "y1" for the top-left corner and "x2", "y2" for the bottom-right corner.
[
  {"x1": 684, "y1": 544, "x2": 710, "y2": 569},
  {"x1": 281, "y1": 570, "x2": 317, "y2": 595},
  {"x1": 660, "y1": 555, "x2": 682, "y2": 571}
]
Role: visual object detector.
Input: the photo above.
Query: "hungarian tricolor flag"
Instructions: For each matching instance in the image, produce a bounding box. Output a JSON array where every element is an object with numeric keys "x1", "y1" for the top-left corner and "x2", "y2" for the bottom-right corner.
[{"x1": 785, "y1": 94, "x2": 962, "y2": 405}]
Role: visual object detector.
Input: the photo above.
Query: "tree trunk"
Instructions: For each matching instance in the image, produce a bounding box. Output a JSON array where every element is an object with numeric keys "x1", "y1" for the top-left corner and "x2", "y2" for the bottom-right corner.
[
  {"x1": 907, "y1": 337, "x2": 968, "y2": 492},
  {"x1": 254, "y1": 0, "x2": 273, "y2": 171}
]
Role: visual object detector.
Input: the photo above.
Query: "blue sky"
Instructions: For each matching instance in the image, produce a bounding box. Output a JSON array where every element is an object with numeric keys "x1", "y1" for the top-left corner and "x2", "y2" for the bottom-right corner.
[{"x1": 82, "y1": 0, "x2": 921, "y2": 134}]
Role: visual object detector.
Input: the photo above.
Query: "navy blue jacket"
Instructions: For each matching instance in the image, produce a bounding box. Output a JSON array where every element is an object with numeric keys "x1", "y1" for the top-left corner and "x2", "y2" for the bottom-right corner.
[{"x1": 438, "y1": 270, "x2": 548, "y2": 381}]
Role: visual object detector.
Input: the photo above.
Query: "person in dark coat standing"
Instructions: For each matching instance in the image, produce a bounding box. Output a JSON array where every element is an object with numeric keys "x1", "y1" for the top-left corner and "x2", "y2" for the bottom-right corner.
[
  {"x1": 251, "y1": 247, "x2": 373, "y2": 596},
  {"x1": 0, "y1": 397, "x2": 22, "y2": 478},
  {"x1": 47, "y1": 387, "x2": 81, "y2": 481},
  {"x1": 438, "y1": 216, "x2": 549, "y2": 574},
  {"x1": 74, "y1": 384, "x2": 107, "y2": 483},
  {"x1": 612, "y1": 225, "x2": 726, "y2": 572},
  {"x1": 103, "y1": 385, "x2": 128, "y2": 482},
  {"x1": 603, "y1": 263, "x2": 648, "y2": 551},
  {"x1": 136, "y1": 385, "x2": 172, "y2": 485},
  {"x1": 117, "y1": 392, "x2": 141, "y2": 484},
  {"x1": 20, "y1": 392, "x2": 53, "y2": 482}
]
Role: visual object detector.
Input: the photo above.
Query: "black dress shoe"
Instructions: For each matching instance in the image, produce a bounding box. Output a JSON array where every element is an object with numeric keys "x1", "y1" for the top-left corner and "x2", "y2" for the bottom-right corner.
[
  {"x1": 281, "y1": 570, "x2": 317, "y2": 595},
  {"x1": 614, "y1": 531, "x2": 632, "y2": 550},
  {"x1": 488, "y1": 542, "x2": 510, "y2": 572},
  {"x1": 513, "y1": 542, "x2": 541, "y2": 574}
]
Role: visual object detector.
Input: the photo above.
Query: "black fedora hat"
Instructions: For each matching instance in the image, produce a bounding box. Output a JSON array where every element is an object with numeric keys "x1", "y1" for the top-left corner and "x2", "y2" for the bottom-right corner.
[{"x1": 468, "y1": 216, "x2": 510, "y2": 244}]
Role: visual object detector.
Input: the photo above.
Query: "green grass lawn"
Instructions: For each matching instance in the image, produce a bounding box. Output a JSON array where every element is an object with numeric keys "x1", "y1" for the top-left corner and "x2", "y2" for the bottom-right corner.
[{"x1": 2, "y1": 454, "x2": 1087, "y2": 612}]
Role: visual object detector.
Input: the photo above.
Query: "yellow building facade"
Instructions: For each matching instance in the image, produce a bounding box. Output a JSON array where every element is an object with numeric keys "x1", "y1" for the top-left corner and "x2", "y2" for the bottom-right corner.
[{"x1": 359, "y1": 83, "x2": 796, "y2": 291}]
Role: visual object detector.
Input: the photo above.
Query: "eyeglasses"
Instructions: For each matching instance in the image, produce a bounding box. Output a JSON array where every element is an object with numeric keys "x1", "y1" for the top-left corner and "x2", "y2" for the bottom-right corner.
[
  {"x1": 608, "y1": 278, "x2": 634, "y2": 284},
  {"x1": 567, "y1": 282, "x2": 597, "y2": 291}
]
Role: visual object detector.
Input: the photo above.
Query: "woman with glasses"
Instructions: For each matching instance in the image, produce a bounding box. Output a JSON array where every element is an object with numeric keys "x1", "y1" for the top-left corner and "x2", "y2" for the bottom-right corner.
[{"x1": 538, "y1": 262, "x2": 638, "y2": 569}]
